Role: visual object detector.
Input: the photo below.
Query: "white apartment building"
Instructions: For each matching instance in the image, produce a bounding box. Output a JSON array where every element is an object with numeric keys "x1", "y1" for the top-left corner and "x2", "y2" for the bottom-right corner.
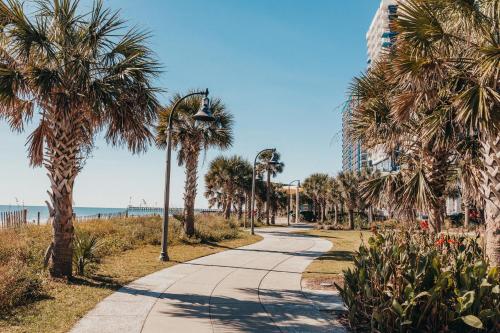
[
  {"x1": 365, "y1": 0, "x2": 399, "y2": 172},
  {"x1": 366, "y1": 0, "x2": 399, "y2": 66}
]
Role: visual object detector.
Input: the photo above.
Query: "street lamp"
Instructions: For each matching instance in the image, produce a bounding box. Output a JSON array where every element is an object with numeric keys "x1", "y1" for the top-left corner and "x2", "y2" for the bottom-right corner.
[
  {"x1": 287, "y1": 180, "x2": 300, "y2": 226},
  {"x1": 160, "y1": 89, "x2": 214, "y2": 262},
  {"x1": 250, "y1": 148, "x2": 278, "y2": 235}
]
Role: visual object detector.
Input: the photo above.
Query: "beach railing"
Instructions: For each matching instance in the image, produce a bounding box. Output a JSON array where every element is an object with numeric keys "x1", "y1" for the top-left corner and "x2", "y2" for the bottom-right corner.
[
  {"x1": 1, "y1": 209, "x2": 28, "y2": 228},
  {"x1": 73, "y1": 210, "x2": 130, "y2": 223}
]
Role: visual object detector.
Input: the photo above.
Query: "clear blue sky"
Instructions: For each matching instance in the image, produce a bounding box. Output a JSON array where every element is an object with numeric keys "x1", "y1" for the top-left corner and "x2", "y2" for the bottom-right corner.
[{"x1": 0, "y1": 0, "x2": 378, "y2": 208}]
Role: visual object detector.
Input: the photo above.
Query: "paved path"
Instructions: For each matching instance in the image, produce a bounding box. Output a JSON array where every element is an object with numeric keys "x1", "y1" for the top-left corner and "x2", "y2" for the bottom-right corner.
[{"x1": 71, "y1": 226, "x2": 346, "y2": 333}]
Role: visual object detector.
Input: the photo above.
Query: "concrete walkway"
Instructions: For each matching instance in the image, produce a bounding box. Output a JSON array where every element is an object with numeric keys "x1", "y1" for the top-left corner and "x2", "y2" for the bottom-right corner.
[{"x1": 71, "y1": 226, "x2": 346, "y2": 333}]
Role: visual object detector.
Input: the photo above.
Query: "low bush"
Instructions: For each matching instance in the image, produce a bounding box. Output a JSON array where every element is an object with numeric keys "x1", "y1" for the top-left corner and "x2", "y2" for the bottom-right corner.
[
  {"x1": 194, "y1": 215, "x2": 239, "y2": 242},
  {"x1": 0, "y1": 214, "x2": 244, "y2": 313},
  {"x1": 0, "y1": 227, "x2": 44, "y2": 312},
  {"x1": 338, "y1": 229, "x2": 499, "y2": 332}
]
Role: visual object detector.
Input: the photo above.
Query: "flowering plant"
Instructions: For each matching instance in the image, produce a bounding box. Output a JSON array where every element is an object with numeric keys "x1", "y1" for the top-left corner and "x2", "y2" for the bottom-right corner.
[{"x1": 337, "y1": 230, "x2": 499, "y2": 332}]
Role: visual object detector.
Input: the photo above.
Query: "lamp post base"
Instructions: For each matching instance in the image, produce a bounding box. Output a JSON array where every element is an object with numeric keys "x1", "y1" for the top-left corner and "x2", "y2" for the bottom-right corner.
[{"x1": 159, "y1": 252, "x2": 169, "y2": 262}]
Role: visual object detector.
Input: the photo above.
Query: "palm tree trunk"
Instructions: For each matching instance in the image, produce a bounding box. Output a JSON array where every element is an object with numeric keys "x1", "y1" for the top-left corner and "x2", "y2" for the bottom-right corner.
[
  {"x1": 46, "y1": 118, "x2": 80, "y2": 278},
  {"x1": 334, "y1": 205, "x2": 338, "y2": 225},
  {"x1": 426, "y1": 150, "x2": 449, "y2": 233},
  {"x1": 463, "y1": 197, "x2": 470, "y2": 228},
  {"x1": 320, "y1": 203, "x2": 325, "y2": 222},
  {"x1": 237, "y1": 199, "x2": 243, "y2": 220},
  {"x1": 482, "y1": 135, "x2": 500, "y2": 267},
  {"x1": 224, "y1": 190, "x2": 232, "y2": 219},
  {"x1": 348, "y1": 209, "x2": 354, "y2": 230},
  {"x1": 183, "y1": 150, "x2": 199, "y2": 237},
  {"x1": 266, "y1": 170, "x2": 271, "y2": 225},
  {"x1": 245, "y1": 192, "x2": 251, "y2": 226},
  {"x1": 368, "y1": 206, "x2": 373, "y2": 224}
]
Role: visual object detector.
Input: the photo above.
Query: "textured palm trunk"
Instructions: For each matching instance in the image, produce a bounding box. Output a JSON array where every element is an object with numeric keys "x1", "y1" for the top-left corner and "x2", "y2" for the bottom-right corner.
[
  {"x1": 348, "y1": 209, "x2": 354, "y2": 230},
  {"x1": 183, "y1": 149, "x2": 199, "y2": 237},
  {"x1": 237, "y1": 199, "x2": 243, "y2": 220},
  {"x1": 245, "y1": 192, "x2": 251, "y2": 226},
  {"x1": 463, "y1": 197, "x2": 470, "y2": 228},
  {"x1": 426, "y1": 150, "x2": 449, "y2": 234},
  {"x1": 320, "y1": 203, "x2": 325, "y2": 222},
  {"x1": 266, "y1": 170, "x2": 271, "y2": 225},
  {"x1": 367, "y1": 206, "x2": 373, "y2": 224},
  {"x1": 46, "y1": 117, "x2": 80, "y2": 278},
  {"x1": 334, "y1": 205, "x2": 338, "y2": 225},
  {"x1": 224, "y1": 189, "x2": 233, "y2": 219},
  {"x1": 481, "y1": 135, "x2": 500, "y2": 267}
]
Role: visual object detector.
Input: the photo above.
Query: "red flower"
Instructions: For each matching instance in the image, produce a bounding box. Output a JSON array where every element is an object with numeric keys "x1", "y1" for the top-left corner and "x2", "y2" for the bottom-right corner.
[
  {"x1": 447, "y1": 238, "x2": 458, "y2": 245},
  {"x1": 420, "y1": 221, "x2": 429, "y2": 230},
  {"x1": 435, "y1": 236, "x2": 445, "y2": 246}
]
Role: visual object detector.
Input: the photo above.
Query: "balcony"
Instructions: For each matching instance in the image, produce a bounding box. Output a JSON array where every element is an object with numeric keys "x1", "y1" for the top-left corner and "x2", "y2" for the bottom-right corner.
[
  {"x1": 382, "y1": 41, "x2": 393, "y2": 48},
  {"x1": 381, "y1": 31, "x2": 397, "y2": 38},
  {"x1": 388, "y1": 5, "x2": 398, "y2": 14}
]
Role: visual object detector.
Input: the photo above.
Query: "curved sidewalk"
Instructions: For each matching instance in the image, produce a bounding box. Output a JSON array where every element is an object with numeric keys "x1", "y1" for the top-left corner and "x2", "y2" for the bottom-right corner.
[{"x1": 71, "y1": 226, "x2": 346, "y2": 333}]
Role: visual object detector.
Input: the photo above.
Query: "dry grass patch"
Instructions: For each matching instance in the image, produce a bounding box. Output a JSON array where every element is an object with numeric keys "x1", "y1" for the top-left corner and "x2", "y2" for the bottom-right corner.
[
  {"x1": 296, "y1": 229, "x2": 371, "y2": 291},
  {"x1": 0, "y1": 217, "x2": 261, "y2": 333}
]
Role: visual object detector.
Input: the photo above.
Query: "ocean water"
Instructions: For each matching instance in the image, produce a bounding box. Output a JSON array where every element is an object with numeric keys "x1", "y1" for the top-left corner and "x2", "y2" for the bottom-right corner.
[{"x1": 0, "y1": 205, "x2": 128, "y2": 223}]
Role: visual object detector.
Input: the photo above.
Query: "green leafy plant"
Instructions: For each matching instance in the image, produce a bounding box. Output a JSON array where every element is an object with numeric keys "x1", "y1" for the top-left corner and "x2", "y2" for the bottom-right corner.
[
  {"x1": 73, "y1": 232, "x2": 101, "y2": 276},
  {"x1": 337, "y1": 229, "x2": 499, "y2": 332}
]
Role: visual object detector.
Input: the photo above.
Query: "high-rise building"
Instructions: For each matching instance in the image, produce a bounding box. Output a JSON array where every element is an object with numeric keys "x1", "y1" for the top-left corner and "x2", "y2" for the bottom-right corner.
[
  {"x1": 365, "y1": 0, "x2": 399, "y2": 172},
  {"x1": 366, "y1": 0, "x2": 399, "y2": 66},
  {"x1": 341, "y1": 101, "x2": 367, "y2": 173},
  {"x1": 342, "y1": 1, "x2": 399, "y2": 173}
]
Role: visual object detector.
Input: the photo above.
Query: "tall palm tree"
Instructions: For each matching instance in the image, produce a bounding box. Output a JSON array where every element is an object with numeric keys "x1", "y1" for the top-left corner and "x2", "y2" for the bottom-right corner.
[
  {"x1": 303, "y1": 173, "x2": 330, "y2": 222},
  {"x1": 257, "y1": 151, "x2": 284, "y2": 225},
  {"x1": 157, "y1": 93, "x2": 233, "y2": 236},
  {"x1": 204, "y1": 155, "x2": 252, "y2": 219},
  {"x1": 0, "y1": 0, "x2": 160, "y2": 277},
  {"x1": 350, "y1": 0, "x2": 499, "y2": 264},
  {"x1": 337, "y1": 171, "x2": 359, "y2": 229},
  {"x1": 269, "y1": 183, "x2": 287, "y2": 223},
  {"x1": 392, "y1": 0, "x2": 498, "y2": 262},
  {"x1": 327, "y1": 177, "x2": 342, "y2": 225}
]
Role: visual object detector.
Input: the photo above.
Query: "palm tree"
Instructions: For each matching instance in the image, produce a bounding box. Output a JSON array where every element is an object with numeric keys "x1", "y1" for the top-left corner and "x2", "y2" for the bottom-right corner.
[
  {"x1": 303, "y1": 173, "x2": 330, "y2": 222},
  {"x1": 269, "y1": 183, "x2": 288, "y2": 223},
  {"x1": 327, "y1": 177, "x2": 342, "y2": 225},
  {"x1": 392, "y1": 0, "x2": 498, "y2": 262},
  {"x1": 157, "y1": 92, "x2": 233, "y2": 236},
  {"x1": 350, "y1": 0, "x2": 499, "y2": 264},
  {"x1": 0, "y1": 0, "x2": 160, "y2": 277},
  {"x1": 256, "y1": 151, "x2": 284, "y2": 225},
  {"x1": 204, "y1": 155, "x2": 252, "y2": 219},
  {"x1": 337, "y1": 172, "x2": 359, "y2": 229}
]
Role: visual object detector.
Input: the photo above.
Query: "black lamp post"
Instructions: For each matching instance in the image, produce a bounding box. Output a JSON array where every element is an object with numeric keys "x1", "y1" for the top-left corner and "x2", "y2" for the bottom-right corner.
[
  {"x1": 160, "y1": 89, "x2": 214, "y2": 262},
  {"x1": 250, "y1": 148, "x2": 279, "y2": 235}
]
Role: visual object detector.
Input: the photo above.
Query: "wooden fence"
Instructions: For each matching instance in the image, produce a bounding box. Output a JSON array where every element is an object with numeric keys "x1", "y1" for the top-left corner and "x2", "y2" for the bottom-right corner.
[
  {"x1": 0, "y1": 209, "x2": 28, "y2": 228},
  {"x1": 73, "y1": 211, "x2": 130, "y2": 222}
]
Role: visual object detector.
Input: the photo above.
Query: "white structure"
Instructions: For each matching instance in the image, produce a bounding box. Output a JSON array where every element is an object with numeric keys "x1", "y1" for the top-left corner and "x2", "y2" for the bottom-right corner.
[
  {"x1": 365, "y1": 0, "x2": 399, "y2": 172},
  {"x1": 366, "y1": 0, "x2": 399, "y2": 66}
]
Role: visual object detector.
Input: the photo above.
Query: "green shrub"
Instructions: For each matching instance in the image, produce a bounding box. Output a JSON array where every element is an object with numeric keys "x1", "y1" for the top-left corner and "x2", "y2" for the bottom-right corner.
[
  {"x1": 337, "y1": 229, "x2": 499, "y2": 332},
  {"x1": 194, "y1": 215, "x2": 239, "y2": 242},
  {"x1": 73, "y1": 231, "x2": 101, "y2": 276}
]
